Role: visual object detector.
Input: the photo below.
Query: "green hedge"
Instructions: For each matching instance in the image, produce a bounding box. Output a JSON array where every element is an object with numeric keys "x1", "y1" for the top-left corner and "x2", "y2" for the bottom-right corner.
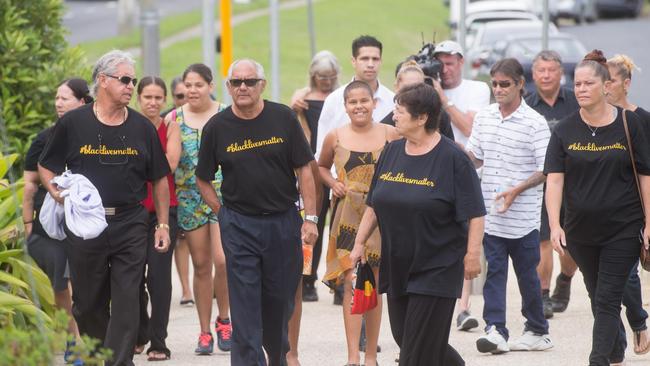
[{"x1": 0, "y1": 0, "x2": 89, "y2": 166}]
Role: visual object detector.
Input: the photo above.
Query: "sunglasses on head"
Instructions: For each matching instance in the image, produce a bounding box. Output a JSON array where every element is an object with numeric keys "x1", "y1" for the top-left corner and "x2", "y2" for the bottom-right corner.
[
  {"x1": 229, "y1": 78, "x2": 262, "y2": 87},
  {"x1": 174, "y1": 93, "x2": 185, "y2": 99},
  {"x1": 106, "y1": 74, "x2": 138, "y2": 87},
  {"x1": 491, "y1": 80, "x2": 513, "y2": 88}
]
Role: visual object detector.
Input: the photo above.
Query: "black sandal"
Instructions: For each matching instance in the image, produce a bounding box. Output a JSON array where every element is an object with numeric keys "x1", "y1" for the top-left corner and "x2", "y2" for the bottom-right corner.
[
  {"x1": 180, "y1": 298, "x2": 195, "y2": 306},
  {"x1": 146, "y1": 347, "x2": 171, "y2": 362}
]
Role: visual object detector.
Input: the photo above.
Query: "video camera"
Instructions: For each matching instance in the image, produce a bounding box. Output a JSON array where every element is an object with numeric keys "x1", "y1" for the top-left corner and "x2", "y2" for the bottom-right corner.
[{"x1": 412, "y1": 42, "x2": 443, "y2": 85}]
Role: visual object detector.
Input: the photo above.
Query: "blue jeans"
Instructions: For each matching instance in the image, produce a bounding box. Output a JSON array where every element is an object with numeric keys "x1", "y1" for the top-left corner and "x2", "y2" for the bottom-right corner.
[
  {"x1": 622, "y1": 261, "x2": 648, "y2": 332},
  {"x1": 482, "y1": 230, "x2": 549, "y2": 340},
  {"x1": 615, "y1": 261, "x2": 649, "y2": 356}
]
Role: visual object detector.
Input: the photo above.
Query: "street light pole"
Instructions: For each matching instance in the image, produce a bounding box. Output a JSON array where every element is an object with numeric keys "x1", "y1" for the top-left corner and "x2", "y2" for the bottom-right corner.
[
  {"x1": 542, "y1": 0, "x2": 549, "y2": 50},
  {"x1": 140, "y1": 0, "x2": 160, "y2": 76},
  {"x1": 269, "y1": 0, "x2": 280, "y2": 102},
  {"x1": 202, "y1": 0, "x2": 217, "y2": 80}
]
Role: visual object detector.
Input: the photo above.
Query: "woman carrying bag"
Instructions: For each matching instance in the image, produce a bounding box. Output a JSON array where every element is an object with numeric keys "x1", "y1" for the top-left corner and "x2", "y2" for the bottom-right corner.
[{"x1": 544, "y1": 50, "x2": 650, "y2": 366}]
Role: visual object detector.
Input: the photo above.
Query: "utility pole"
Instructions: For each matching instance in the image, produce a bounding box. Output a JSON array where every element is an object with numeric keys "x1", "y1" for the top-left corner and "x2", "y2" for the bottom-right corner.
[
  {"x1": 140, "y1": 0, "x2": 160, "y2": 76},
  {"x1": 269, "y1": 0, "x2": 280, "y2": 102}
]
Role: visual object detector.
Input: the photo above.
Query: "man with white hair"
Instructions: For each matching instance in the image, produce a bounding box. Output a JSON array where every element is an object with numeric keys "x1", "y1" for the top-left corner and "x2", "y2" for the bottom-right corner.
[
  {"x1": 196, "y1": 59, "x2": 319, "y2": 365},
  {"x1": 39, "y1": 50, "x2": 171, "y2": 366}
]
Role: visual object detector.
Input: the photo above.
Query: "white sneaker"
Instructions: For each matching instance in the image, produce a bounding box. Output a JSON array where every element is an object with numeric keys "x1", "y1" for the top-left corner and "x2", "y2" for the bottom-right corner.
[
  {"x1": 509, "y1": 331, "x2": 553, "y2": 351},
  {"x1": 476, "y1": 325, "x2": 510, "y2": 354}
]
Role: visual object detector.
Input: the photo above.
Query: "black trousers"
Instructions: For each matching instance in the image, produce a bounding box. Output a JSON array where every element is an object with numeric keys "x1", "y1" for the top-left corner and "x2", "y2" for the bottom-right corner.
[
  {"x1": 568, "y1": 238, "x2": 640, "y2": 365},
  {"x1": 387, "y1": 294, "x2": 465, "y2": 366},
  {"x1": 66, "y1": 205, "x2": 148, "y2": 366},
  {"x1": 219, "y1": 206, "x2": 302, "y2": 366},
  {"x1": 303, "y1": 186, "x2": 329, "y2": 285},
  {"x1": 136, "y1": 208, "x2": 179, "y2": 354}
]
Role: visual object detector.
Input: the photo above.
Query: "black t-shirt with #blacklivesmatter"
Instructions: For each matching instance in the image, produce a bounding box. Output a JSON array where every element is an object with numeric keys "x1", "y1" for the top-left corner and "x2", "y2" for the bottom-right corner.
[
  {"x1": 380, "y1": 110, "x2": 455, "y2": 141},
  {"x1": 544, "y1": 107, "x2": 650, "y2": 246},
  {"x1": 24, "y1": 127, "x2": 53, "y2": 237},
  {"x1": 39, "y1": 103, "x2": 171, "y2": 207},
  {"x1": 366, "y1": 137, "x2": 485, "y2": 299},
  {"x1": 196, "y1": 100, "x2": 315, "y2": 216},
  {"x1": 525, "y1": 87, "x2": 579, "y2": 131}
]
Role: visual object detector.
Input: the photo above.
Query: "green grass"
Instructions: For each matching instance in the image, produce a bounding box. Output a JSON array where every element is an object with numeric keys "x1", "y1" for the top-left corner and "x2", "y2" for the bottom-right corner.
[
  {"x1": 80, "y1": 0, "x2": 449, "y2": 107},
  {"x1": 77, "y1": 0, "x2": 293, "y2": 61}
]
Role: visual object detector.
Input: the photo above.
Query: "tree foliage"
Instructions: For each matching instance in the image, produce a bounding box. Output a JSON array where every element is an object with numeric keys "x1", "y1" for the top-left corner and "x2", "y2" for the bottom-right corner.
[{"x1": 0, "y1": 0, "x2": 90, "y2": 164}]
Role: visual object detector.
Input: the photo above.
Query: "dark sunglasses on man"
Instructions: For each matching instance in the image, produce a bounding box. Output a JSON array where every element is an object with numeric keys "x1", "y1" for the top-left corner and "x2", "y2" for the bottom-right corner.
[
  {"x1": 105, "y1": 74, "x2": 138, "y2": 87},
  {"x1": 229, "y1": 78, "x2": 262, "y2": 87},
  {"x1": 491, "y1": 80, "x2": 513, "y2": 89}
]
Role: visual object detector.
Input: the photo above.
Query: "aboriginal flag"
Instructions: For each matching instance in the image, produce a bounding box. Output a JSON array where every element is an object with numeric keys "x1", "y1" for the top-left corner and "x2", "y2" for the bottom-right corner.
[{"x1": 351, "y1": 262, "x2": 378, "y2": 314}]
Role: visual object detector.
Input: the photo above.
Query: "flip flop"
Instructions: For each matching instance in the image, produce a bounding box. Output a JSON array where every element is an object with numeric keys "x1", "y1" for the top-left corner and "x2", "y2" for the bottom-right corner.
[
  {"x1": 634, "y1": 329, "x2": 650, "y2": 355},
  {"x1": 180, "y1": 298, "x2": 195, "y2": 306},
  {"x1": 134, "y1": 345, "x2": 145, "y2": 355},
  {"x1": 147, "y1": 350, "x2": 170, "y2": 361}
]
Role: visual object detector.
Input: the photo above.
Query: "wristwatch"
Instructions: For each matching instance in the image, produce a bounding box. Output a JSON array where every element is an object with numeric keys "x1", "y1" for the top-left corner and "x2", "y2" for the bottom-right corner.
[
  {"x1": 304, "y1": 215, "x2": 319, "y2": 224},
  {"x1": 445, "y1": 100, "x2": 455, "y2": 109}
]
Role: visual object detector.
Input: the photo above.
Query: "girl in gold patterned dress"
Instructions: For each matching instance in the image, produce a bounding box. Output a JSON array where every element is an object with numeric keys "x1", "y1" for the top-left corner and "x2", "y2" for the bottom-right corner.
[{"x1": 319, "y1": 81, "x2": 400, "y2": 366}]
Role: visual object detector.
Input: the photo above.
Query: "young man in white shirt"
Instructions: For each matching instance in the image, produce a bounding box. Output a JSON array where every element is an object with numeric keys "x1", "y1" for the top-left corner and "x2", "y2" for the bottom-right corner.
[
  {"x1": 432, "y1": 40, "x2": 490, "y2": 332},
  {"x1": 315, "y1": 35, "x2": 394, "y2": 160},
  {"x1": 466, "y1": 58, "x2": 552, "y2": 354}
]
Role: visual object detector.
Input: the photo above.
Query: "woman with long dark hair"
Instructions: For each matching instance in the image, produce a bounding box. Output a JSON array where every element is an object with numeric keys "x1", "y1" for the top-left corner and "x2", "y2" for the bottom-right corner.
[
  {"x1": 22, "y1": 78, "x2": 92, "y2": 364},
  {"x1": 133, "y1": 76, "x2": 181, "y2": 361}
]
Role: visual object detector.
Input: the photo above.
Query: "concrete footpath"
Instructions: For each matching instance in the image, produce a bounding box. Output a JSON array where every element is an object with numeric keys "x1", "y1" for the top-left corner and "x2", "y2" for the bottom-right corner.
[{"x1": 129, "y1": 239, "x2": 650, "y2": 366}]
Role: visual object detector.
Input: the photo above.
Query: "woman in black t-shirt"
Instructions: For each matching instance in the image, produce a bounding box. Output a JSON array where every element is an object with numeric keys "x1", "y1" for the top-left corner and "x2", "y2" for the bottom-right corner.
[
  {"x1": 544, "y1": 50, "x2": 650, "y2": 366},
  {"x1": 350, "y1": 83, "x2": 486, "y2": 366},
  {"x1": 22, "y1": 78, "x2": 92, "y2": 363},
  {"x1": 606, "y1": 54, "x2": 650, "y2": 356}
]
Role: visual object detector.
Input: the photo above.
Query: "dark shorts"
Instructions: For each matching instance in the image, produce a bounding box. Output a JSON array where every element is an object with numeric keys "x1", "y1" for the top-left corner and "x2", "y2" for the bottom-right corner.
[
  {"x1": 540, "y1": 190, "x2": 565, "y2": 242},
  {"x1": 26, "y1": 233, "x2": 69, "y2": 292}
]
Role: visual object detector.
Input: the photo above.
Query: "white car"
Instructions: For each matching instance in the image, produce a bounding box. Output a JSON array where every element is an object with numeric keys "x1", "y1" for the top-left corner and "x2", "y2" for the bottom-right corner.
[
  {"x1": 459, "y1": 11, "x2": 541, "y2": 48},
  {"x1": 466, "y1": 20, "x2": 559, "y2": 78},
  {"x1": 556, "y1": 0, "x2": 598, "y2": 23},
  {"x1": 449, "y1": 0, "x2": 535, "y2": 30}
]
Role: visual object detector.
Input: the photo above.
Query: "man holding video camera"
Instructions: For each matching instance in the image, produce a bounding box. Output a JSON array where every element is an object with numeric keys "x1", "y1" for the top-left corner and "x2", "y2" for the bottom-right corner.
[
  {"x1": 432, "y1": 40, "x2": 490, "y2": 333},
  {"x1": 433, "y1": 40, "x2": 490, "y2": 147}
]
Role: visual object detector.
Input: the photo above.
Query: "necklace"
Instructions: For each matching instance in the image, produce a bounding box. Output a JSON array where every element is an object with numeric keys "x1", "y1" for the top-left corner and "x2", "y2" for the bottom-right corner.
[
  {"x1": 94, "y1": 103, "x2": 127, "y2": 124},
  {"x1": 585, "y1": 124, "x2": 599, "y2": 137}
]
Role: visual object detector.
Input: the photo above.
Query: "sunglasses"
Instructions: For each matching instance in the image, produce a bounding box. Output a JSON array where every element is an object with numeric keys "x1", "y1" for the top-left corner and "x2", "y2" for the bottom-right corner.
[
  {"x1": 106, "y1": 74, "x2": 138, "y2": 87},
  {"x1": 97, "y1": 134, "x2": 129, "y2": 166},
  {"x1": 491, "y1": 80, "x2": 514, "y2": 89},
  {"x1": 229, "y1": 78, "x2": 262, "y2": 87},
  {"x1": 315, "y1": 74, "x2": 337, "y2": 81},
  {"x1": 174, "y1": 93, "x2": 185, "y2": 99}
]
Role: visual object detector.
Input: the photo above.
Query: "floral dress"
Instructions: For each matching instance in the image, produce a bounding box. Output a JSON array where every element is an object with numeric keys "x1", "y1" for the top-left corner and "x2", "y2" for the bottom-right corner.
[{"x1": 174, "y1": 104, "x2": 226, "y2": 231}]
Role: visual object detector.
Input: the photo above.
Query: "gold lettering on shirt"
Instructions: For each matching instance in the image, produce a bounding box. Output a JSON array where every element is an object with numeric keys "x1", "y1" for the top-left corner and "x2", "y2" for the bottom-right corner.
[
  {"x1": 79, "y1": 144, "x2": 139, "y2": 155},
  {"x1": 567, "y1": 142, "x2": 626, "y2": 152},
  {"x1": 379, "y1": 171, "x2": 435, "y2": 187},
  {"x1": 226, "y1": 137, "x2": 285, "y2": 153}
]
